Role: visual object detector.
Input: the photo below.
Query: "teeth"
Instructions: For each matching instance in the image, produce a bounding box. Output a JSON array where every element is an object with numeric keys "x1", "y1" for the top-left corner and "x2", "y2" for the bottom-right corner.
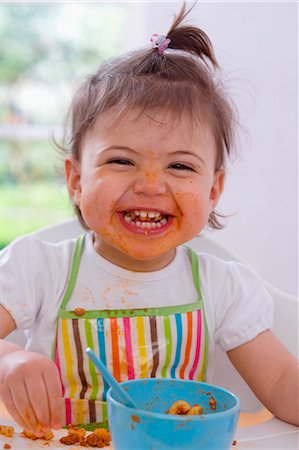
[
  {"x1": 124, "y1": 210, "x2": 169, "y2": 229},
  {"x1": 133, "y1": 210, "x2": 165, "y2": 218}
]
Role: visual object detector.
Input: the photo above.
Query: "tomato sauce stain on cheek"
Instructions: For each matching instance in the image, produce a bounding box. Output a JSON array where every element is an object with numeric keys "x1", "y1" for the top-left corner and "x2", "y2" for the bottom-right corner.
[{"x1": 104, "y1": 229, "x2": 130, "y2": 253}]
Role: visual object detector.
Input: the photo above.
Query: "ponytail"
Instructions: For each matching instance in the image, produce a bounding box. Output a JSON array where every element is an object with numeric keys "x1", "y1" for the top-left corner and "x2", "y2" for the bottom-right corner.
[{"x1": 166, "y1": 3, "x2": 218, "y2": 68}]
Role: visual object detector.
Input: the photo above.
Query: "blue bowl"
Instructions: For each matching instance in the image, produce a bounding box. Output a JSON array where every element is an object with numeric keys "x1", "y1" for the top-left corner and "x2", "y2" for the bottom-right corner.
[{"x1": 107, "y1": 378, "x2": 240, "y2": 450}]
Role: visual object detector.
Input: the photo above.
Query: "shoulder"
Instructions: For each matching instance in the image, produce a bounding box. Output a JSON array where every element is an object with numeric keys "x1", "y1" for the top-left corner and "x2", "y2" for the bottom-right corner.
[
  {"x1": 186, "y1": 248, "x2": 273, "y2": 351},
  {"x1": 1, "y1": 233, "x2": 77, "y2": 267},
  {"x1": 184, "y1": 246, "x2": 267, "y2": 296},
  {"x1": 0, "y1": 234, "x2": 79, "y2": 329}
]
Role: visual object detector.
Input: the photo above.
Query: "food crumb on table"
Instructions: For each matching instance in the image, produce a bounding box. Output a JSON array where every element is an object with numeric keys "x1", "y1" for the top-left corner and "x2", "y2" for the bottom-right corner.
[
  {"x1": 59, "y1": 426, "x2": 111, "y2": 447},
  {"x1": 0, "y1": 425, "x2": 14, "y2": 437},
  {"x1": 21, "y1": 429, "x2": 54, "y2": 441}
]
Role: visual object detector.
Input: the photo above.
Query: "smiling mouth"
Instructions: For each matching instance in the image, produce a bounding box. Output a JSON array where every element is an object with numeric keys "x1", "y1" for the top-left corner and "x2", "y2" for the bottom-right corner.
[{"x1": 122, "y1": 209, "x2": 169, "y2": 230}]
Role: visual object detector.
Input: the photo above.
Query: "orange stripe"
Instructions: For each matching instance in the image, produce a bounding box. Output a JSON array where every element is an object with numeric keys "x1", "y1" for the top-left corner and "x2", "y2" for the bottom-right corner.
[
  {"x1": 110, "y1": 318, "x2": 121, "y2": 382},
  {"x1": 179, "y1": 312, "x2": 192, "y2": 378}
]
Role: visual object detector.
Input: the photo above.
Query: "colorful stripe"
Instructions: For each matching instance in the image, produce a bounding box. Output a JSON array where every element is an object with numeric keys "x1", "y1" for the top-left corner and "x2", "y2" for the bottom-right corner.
[
  {"x1": 88, "y1": 399, "x2": 96, "y2": 424},
  {"x1": 61, "y1": 319, "x2": 77, "y2": 398},
  {"x1": 197, "y1": 310, "x2": 209, "y2": 382},
  {"x1": 136, "y1": 316, "x2": 148, "y2": 378},
  {"x1": 72, "y1": 319, "x2": 88, "y2": 398},
  {"x1": 161, "y1": 316, "x2": 172, "y2": 378},
  {"x1": 75, "y1": 398, "x2": 85, "y2": 424},
  {"x1": 65, "y1": 398, "x2": 71, "y2": 426},
  {"x1": 84, "y1": 320, "x2": 98, "y2": 400},
  {"x1": 110, "y1": 318, "x2": 121, "y2": 381},
  {"x1": 97, "y1": 318, "x2": 109, "y2": 400},
  {"x1": 123, "y1": 317, "x2": 135, "y2": 379},
  {"x1": 170, "y1": 314, "x2": 182, "y2": 378},
  {"x1": 149, "y1": 316, "x2": 159, "y2": 378},
  {"x1": 189, "y1": 309, "x2": 201, "y2": 379}
]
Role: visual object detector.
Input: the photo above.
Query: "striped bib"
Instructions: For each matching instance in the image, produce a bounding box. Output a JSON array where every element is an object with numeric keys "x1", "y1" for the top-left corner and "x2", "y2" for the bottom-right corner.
[{"x1": 53, "y1": 235, "x2": 208, "y2": 428}]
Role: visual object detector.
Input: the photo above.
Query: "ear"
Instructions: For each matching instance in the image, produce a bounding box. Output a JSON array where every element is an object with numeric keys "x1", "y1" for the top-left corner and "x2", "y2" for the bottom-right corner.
[
  {"x1": 209, "y1": 169, "x2": 225, "y2": 209},
  {"x1": 65, "y1": 157, "x2": 82, "y2": 206}
]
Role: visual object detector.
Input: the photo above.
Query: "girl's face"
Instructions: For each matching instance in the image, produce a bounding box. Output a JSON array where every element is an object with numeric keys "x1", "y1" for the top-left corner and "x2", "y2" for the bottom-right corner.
[{"x1": 66, "y1": 109, "x2": 224, "y2": 271}]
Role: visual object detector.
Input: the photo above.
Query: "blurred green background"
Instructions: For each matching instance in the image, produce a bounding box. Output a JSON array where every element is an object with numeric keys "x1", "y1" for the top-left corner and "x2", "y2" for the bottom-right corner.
[{"x1": 1, "y1": 3, "x2": 125, "y2": 248}]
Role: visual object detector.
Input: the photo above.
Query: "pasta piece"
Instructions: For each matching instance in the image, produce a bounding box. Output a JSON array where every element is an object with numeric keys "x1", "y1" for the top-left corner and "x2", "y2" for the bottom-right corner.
[
  {"x1": 167, "y1": 400, "x2": 191, "y2": 415},
  {"x1": 209, "y1": 396, "x2": 217, "y2": 410},
  {"x1": 21, "y1": 429, "x2": 54, "y2": 441},
  {"x1": 93, "y1": 428, "x2": 111, "y2": 445},
  {"x1": 167, "y1": 400, "x2": 204, "y2": 416},
  {"x1": 0, "y1": 426, "x2": 14, "y2": 437},
  {"x1": 60, "y1": 434, "x2": 79, "y2": 445},
  {"x1": 59, "y1": 426, "x2": 111, "y2": 447},
  {"x1": 68, "y1": 426, "x2": 86, "y2": 440},
  {"x1": 187, "y1": 404, "x2": 203, "y2": 415}
]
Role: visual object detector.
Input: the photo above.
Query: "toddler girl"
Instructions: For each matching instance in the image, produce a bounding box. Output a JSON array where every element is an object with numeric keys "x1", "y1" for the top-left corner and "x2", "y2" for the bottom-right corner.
[{"x1": 0, "y1": 3, "x2": 298, "y2": 435}]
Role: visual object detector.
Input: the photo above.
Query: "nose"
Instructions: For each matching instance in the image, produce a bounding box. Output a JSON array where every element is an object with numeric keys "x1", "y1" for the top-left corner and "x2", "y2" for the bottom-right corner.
[{"x1": 133, "y1": 169, "x2": 167, "y2": 196}]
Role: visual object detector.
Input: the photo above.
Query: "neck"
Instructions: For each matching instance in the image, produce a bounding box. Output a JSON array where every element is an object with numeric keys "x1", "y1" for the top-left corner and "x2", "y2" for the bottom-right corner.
[{"x1": 92, "y1": 235, "x2": 176, "y2": 272}]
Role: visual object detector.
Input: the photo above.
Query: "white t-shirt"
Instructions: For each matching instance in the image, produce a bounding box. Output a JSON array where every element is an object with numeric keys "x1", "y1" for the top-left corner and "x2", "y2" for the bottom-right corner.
[{"x1": 0, "y1": 232, "x2": 273, "y2": 382}]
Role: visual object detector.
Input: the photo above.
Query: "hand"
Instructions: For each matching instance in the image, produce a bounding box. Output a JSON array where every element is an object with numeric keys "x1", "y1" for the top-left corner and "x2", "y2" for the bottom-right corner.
[{"x1": 0, "y1": 349, "x2": 63, "y2": 435}]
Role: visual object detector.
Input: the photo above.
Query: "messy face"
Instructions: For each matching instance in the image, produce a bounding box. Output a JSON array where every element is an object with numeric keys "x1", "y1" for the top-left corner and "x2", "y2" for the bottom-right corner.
[{"x1": 65, "y1": 109, "x2": 224, "y2": 271}]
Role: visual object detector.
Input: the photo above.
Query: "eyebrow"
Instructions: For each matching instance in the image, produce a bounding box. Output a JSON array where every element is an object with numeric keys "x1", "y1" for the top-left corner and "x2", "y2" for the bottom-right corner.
[
  {"x1": 170, "y1": 150, "x2": 206, "y2": 165},
  {"x1": 97, "y1": 146, "x2": 138, "y2": 155},
  {"x1": 97, "y1": 146, "x2": 206, "y2": 165}
]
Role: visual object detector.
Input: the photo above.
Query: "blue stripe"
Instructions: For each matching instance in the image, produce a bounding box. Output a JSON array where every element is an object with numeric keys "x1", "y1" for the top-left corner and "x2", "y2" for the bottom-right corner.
[
  {"x1": 170, "y1": 314, "x2": 183, "y2": 378},
  {"x1": 97, "y1": 318, "x2": 109, "y2": 400}
]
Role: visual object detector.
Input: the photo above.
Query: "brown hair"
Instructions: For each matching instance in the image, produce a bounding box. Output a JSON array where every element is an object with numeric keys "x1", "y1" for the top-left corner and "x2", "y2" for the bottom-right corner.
[{"x1": 60, "y1": 2, "x2": 236, "y2": 230}]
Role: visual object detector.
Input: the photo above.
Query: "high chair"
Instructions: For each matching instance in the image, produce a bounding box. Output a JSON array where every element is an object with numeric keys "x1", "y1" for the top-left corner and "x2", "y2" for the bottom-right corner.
[{"x1": 3, "y1": 219, "x2": 299, "y2": 448}]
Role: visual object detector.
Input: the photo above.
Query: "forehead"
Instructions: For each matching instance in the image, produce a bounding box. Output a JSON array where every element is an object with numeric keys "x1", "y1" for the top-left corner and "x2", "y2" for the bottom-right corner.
[{"x1": 86, "y1": 107, "x2": 216, "y2": 151}]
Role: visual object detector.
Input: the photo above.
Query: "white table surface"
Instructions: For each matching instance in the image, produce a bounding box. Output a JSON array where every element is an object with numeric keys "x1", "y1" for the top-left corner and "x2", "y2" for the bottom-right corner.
[
  {"x1": 0, "y1": 409, "x2": 298, "y2": 449},
  {"x1": 235, "y1": 417, "x2": 298, "y2": 449}
]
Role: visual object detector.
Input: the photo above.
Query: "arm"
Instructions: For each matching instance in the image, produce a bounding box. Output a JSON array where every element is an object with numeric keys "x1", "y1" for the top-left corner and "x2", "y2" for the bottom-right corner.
[
  {"x1": 228, "y1": 330, "x2": 299, "y2": 426},
  {"x1": 0, "y1": 304, "x2": 63, "y2": 434}
]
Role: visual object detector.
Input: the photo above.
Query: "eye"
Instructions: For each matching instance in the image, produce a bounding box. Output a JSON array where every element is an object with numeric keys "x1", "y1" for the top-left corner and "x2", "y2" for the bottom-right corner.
[
  {"x1": 106, "y1": 158, "x2": 133, "y2": 166},
  {"x1": 169, "y1": 163, "x2": 194, "y2": 171}
]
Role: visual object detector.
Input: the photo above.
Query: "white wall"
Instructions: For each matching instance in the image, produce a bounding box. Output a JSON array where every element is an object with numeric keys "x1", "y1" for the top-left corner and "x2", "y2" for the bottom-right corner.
[{"x1": 123, "y1": 1, "x2": 298, "y2": 296}]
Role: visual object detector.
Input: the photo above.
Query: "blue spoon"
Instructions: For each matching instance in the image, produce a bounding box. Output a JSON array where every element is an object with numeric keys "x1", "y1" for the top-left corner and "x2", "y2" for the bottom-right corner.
[{"x1": 85, "y1": 347, "x2": 139, "y2": 409}]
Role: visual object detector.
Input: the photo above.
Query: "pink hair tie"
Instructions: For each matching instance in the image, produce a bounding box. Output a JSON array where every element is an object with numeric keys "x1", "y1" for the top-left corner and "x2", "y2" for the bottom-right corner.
[{"x1": 150, "y1": 33, "x2": 171, "y2": 55}]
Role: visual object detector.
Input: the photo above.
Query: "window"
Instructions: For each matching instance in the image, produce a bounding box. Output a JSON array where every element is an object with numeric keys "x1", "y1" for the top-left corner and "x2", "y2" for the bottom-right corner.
[{"x1": 1, "y1": 3, "x2": 126, "y2": 247}]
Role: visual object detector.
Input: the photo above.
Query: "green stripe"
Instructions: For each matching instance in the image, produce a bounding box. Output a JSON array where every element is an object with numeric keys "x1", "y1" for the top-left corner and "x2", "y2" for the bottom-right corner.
[
  {"x1": 187, "y1": 245, "x2": 209, "y2": 380},
  {"x1": 60, "y1": 234, "x2": 85, "y2": 311},
  {"x1": 66, "y1": 420, "x2": 109, "y2": 431},
  {"x1": 58, "y1": 299, "x2": 202, "y2": 319},
  {"x1": 161, "y1": 316, "x2": 172, "y2": 378},
  {"x1": 201, "y1": 309, "x2": 209, "y2": 381},
  {"x1": 84, "y1": 320, "x2": 99, "y2": 400},
  {"x1": 186, "y1": 246, "x2": 203, "y2": 304}
]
